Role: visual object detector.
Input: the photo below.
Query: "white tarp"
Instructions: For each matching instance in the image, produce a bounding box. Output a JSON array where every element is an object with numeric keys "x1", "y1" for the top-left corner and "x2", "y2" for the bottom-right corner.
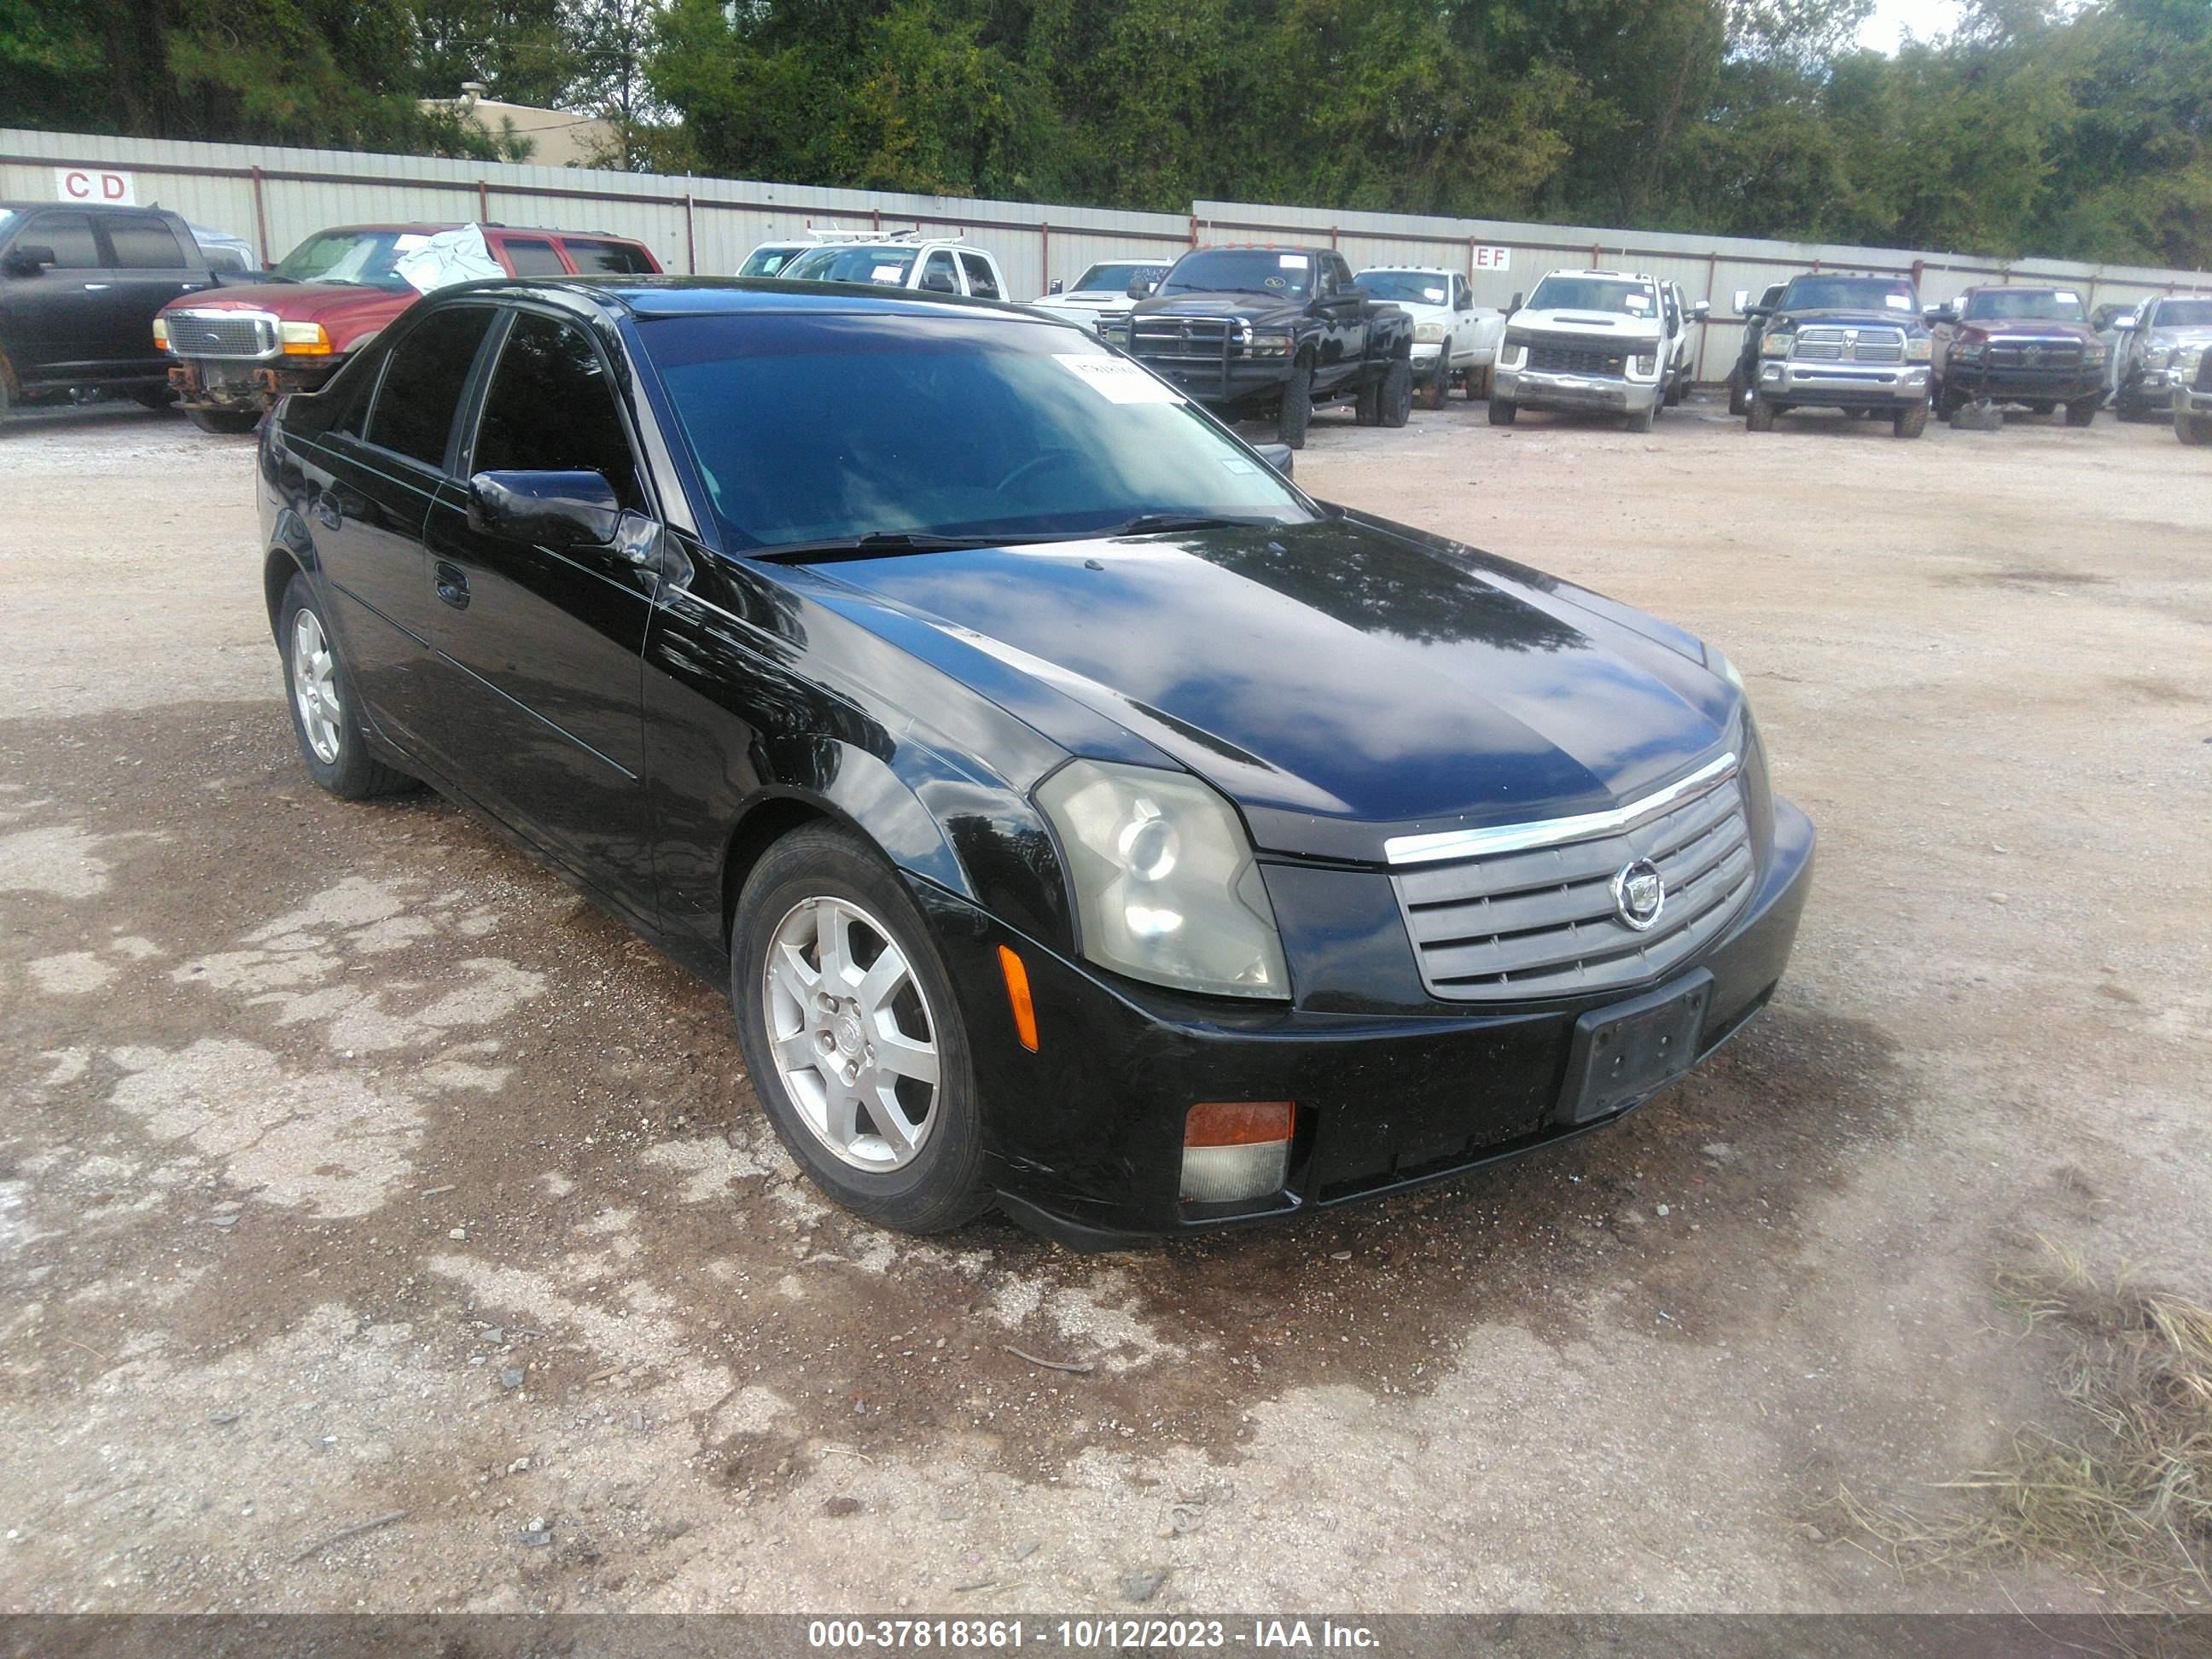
[{"x1": 396, "y1": 224, "x2": 504, "y2": 294}]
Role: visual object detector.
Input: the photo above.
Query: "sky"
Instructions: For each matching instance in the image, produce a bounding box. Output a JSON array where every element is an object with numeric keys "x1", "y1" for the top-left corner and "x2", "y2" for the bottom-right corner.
[{"x1": 1855, "y1": 0, "x2": 1965, "y2": 50}]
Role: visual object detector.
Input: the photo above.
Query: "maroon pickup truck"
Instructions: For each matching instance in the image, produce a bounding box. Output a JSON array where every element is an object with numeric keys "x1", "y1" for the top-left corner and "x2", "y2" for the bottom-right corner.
[
  {"x1": 155, "y1": 222, "x2": 661, "y2": 432},
  {"x1": 1928, "y1": 284, "x2": 2109, "y2": 426}
]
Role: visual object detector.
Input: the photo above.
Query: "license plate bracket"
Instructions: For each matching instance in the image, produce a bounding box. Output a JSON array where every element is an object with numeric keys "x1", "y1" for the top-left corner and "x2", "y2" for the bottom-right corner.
[{"x1": 1558, "y1": 970, "x2": 1714, "y2": 1126}]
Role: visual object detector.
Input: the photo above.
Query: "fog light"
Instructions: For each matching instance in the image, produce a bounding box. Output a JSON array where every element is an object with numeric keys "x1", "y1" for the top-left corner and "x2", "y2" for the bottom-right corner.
[{"x1": 1179, "y1": 1101, "x2": 1294, "y2": 1203}]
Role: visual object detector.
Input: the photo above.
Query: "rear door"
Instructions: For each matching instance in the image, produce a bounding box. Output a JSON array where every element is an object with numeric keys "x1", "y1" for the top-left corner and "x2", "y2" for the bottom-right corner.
[
  {"x1": 99, "y1": 212, "x2": 212, "y2": 374},
  {"x1": 421, "y1": 307, "x2": 660, "y2": 911}
]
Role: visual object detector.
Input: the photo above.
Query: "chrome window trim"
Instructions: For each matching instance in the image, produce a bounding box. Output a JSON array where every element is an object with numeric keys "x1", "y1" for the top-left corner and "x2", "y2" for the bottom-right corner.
[{"x1": 1384, "y1": 751, "x2": 1739, "y2": 867}]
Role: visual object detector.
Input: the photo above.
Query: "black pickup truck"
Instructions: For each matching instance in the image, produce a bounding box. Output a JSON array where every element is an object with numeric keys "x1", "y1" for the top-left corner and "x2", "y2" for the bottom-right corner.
[
  {"x1": 1102, "y1": 246, "x2": 1415, "y2": 447},
  {"x1": 0, "y1": 202, "x2": 232, "y2": 422}
]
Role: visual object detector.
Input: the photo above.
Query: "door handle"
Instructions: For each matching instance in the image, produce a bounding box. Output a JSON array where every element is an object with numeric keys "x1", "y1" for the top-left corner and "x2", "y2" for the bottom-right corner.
[
  {"x1": 312, "y1": 494, "x2": 342, "y2": 531},
  {"x1": 82, "y1": 282, "x2": 112, "y2": 292},
  {"x1": 434, "y1": 561, "x2": 471, "y2": 610}
]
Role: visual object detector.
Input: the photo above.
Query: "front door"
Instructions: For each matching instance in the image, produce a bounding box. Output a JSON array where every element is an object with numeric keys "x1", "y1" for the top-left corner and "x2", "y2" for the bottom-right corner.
[
  {"x1": 0, "y1": 210, "x2": 109, "y2": 381},
  {"x1": 421, "y1": 308, "x2": 660, "y2": 913}
]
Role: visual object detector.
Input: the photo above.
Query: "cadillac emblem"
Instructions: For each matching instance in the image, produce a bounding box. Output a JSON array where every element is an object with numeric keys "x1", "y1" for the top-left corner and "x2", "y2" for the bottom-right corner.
[{"x1": 1612, "y1": 859, "x2": 1667, "y2": 931}]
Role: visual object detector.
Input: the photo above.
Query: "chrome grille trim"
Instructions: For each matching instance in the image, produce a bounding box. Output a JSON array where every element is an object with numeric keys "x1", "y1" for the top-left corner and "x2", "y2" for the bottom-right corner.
[
  {"x1": 1384, "y1": 752, "x2": 1738, "y2": 865},
  {"x1": 1128, "y1": 317, "x2": 1237, "y2": 367},
  {"x1": 164, "y1": 309, "x2": 279, "y2": 360},
  {"x1": 1388, "y1": 758, "x2": 1755, "y2": 1003},
  {"x1": 1792, "y1": 325, "x2": 1905, "y2": 364}
]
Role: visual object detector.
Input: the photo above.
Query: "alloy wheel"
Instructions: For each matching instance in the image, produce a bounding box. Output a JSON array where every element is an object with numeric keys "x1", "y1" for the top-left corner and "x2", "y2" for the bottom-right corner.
[
  {"x1": 290, "y1": 608, "x2": 343, "y2": 765},
  {"x1": 761, "y1": 894, "x2": 940, "y2": 1172}
]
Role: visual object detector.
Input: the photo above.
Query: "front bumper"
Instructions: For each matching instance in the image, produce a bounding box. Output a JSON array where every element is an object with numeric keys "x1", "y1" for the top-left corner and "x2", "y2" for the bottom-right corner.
[
  {"x1": 1758, "y1": 358, "x2": 1929, "y2": 408},
  {"x1": 1945, "y1": 361, "x2": 2104, "y2": 404},
  {"x1": 1495, "y1": 368, "x2": 1660, "y2": 416},
  {"x1": 1133, "y1": 357, "x2": 1298, "y2": 407},
  {"x1": 925, "y1": 797, "x2": 1814, "y2": 1245},
  {"x1": 169, "y1": 356, "x2": 341, "y2": 410},
  {"x1": 2183, "y1": 385, "x2": 2212, "y2": 416}
]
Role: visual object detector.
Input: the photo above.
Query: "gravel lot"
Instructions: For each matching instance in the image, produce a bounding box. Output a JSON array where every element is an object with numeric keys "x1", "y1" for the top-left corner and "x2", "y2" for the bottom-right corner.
[{"x1": 3, "y1": 393, "x2": 2208, "y2": 1615}]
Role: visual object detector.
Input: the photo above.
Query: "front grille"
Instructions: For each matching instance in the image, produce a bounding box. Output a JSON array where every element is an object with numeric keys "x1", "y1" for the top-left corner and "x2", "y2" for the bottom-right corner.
[
  {"x1": 1792, "y1": 325, "x2": 1905, "y2": 364},
  {"x1": 1390, "y1": 766, "x2": 1755, "y2": 1002},
  {"x1": 165, "y1": 311, "x2": 276, "y2": 359},
  {"x1": 1985, "y1": 339, "x2": 2084, "y2": 370},
  {"x1": 1515, "y1": 330, "x2": 1629, "y2": 378},
  {"x1": 1128, "y1": 317, "x2": 1236, "y2": 368}
]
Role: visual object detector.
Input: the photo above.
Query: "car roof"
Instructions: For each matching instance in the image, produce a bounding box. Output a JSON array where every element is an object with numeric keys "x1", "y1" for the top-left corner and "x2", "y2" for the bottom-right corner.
[
  {"x1": 291, "y1": 222, "x2": 648, "y2": 242},
  {"x1": 1357, "y1": 265, "x2": 1453, "y2": 276},
  {"x1": 1, "y1": 200, "x2": 176, "y2": 214},
  {"x1": 416, "y1": 274, "x2": 1069, "y2": 327}
]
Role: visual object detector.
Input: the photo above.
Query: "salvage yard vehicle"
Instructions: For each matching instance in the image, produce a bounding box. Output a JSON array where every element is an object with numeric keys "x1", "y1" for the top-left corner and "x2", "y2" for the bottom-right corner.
[
  {"x1": 1740, "y1": 271, "x2": 1933, "y2": 439},
  {"x1": 1490, "y1": 269, "x2": 1679, "y2": 432},
  {"x1": 1028, "y1": 258, "x2": 1174, "y2": 332},
  {"x1": 1354, "y1": 266, "x2": 1505, "y2": 407},
  {"x1": 779, "y1": 234, "x2": 1010, "y2": 302},
  {"x1": 1103, "y1": 245, "x2": 1415, "y2": 447},
  {"x1": 2175, "y1": 344, "x2": 2211, "y2": 445},
  {"x1": 1659, "y1": 279, "x2": 1709, "y2": 407},
  {"x1": 1927, "y1": 285, "x2": 2106, "y2": 424},
  {"x1": 1725, "y1": 283, "x2": 1785, "y2": 415},
  {"x1": 256, "y1": 276, "x2": 1812, "y2": 1242},
  {"x1": 2110, "y1": 293, "x2": 2212, "y2": 420},
  {"x1": 0, "y1": 201, "x2": 226, "y2": 421},
  {"x1": 158, "y1": 221, "x2": 661, "y2": 434}
]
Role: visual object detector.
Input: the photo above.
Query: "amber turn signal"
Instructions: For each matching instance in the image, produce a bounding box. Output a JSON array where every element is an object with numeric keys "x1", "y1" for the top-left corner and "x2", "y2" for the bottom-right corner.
[
  {"x1": 1185, "y1": 1100, "x2": 1295, "y2": 1148},
  {"x1": 997, "y1": 945, "x2": 1039, "y2": 1051}
]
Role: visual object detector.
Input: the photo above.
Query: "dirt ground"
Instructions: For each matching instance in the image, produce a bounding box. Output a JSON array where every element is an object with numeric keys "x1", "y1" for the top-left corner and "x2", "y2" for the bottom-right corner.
[{"x1": 2, "y1": 390, "x2": 2208, "y2": 1617}]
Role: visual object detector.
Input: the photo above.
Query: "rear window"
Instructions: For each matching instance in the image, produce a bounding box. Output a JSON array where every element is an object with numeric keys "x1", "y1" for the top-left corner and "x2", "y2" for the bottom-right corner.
[
  {"x1": 501, "y1": 238, "x2": 567, "y2": 276},
  {"x1": 562, "y1": 238, "x2": 655, "y2": 275},
  {"x1": 365, "y1": 306, "x2": 498, "y2": 467}
]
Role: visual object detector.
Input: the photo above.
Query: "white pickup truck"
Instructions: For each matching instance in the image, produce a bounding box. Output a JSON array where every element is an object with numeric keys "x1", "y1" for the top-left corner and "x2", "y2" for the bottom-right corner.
[
  {"x1": 771, "y1": 232, "x2": 1012, "y2": 302},
  {"x1": 1355, "y1": 266, "x2": 1506, "y2": 407},
  {"x1": 1492, "y1": 268, "x2": 1705, "y2": 431}
]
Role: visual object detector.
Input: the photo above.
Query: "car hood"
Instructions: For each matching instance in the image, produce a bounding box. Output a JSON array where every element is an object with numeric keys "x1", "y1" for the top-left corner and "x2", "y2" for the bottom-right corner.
[
  {"x1": 1772, "y1": 307, "x2": 1923, "y2": 331},
  {"x1": 1963, "y1": 320, "x2": 2098, "y2": 342},
  {"x1": 1510, "y1": 306, "x2": 1663, "y2": 340},
  {"x1": 1134, "y1": 293, "x2": 1306, "y2": 327},
  {"x1": 810, "y1": 515, "x2": 1737, "y2": 862},
  {"x1": 160, "y1": 281, "x2": 416, "y2": 345}
]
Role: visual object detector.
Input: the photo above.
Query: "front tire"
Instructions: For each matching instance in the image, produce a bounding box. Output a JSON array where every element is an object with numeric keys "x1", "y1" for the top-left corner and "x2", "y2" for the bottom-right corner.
[
  {"x1": 187, "y1": 405, "x2": 259, "y2": 435},
  {"x1": 1487, "y1": 395, "x2": 1516, "y2": 426},
  {"x1": 1894, "y1": 401, "x2": 1929, "y2": 439},
  {"x1": 1626, "y1": 399, "x2": 1656, "y2": 433},
  {"x1": 1726, "y1": 369, "x2": 1749, "y2": 416},
  {"x1": 1278, "y1": 358, "x2": 1313, "y2": 449},
  {"x1": 731, "y1": 824, "x2": 988, "y2": 1235},
  {"x1": 2178, "y1": 407, "x2": 2210, "y2": 445},
  {"x1": 1746, "y1": 396, "x2": 1778, "y2": 433},
  {"x1": 1380, "y1": 356, "x2": 1413, "y2": 428},
  {"x1": 276, "y1": 573, "x2": 413, "y2": 800},
  {"x1": 2065, "y1": 397, "x2": 2100, "y2": 428}
]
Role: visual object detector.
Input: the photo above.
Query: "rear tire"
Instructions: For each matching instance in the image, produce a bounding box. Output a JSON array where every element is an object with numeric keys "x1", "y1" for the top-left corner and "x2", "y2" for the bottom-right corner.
[
  {"x1": 187, "y1": 405, "x2": 259, "y2": 435},
  {"x1": 1894, "y1": 401, "x2": 1929, "y2": 439},
  {"x1": 731, "y1": 824, "x2": 989, "y2": 1236},
  {"x1": 1421, "y1": 369, "x2": 1447, "y2": 410},
  {"x1": 1746, "y1": 396, "x2": 1777, "y2": 433},
  {"x1": 1278, "y1": 359, "x2": 1313, "y2": 449},
  {"x1": 1726, "y1": 369, "x2": 1749, "y2": 416},
  {"x1": 276, "y1": 572, "x2": 414, "y2": 800},
  {"x1": 1464, "y1": 365, "x2": 1485, "y2": 401},
  {"x1": 1353, "y1": 371, "x2": 1382, "y2": 427},
  {"x1": 2065, "y1": 397, "x2": 2100, "y2": 428},
  {"x1": 1380, "y1": 356, "x2": 1413, "y2": 428},
  {"x1": 1487, "y1": 395, "x2": 1516, "y2": 426}
]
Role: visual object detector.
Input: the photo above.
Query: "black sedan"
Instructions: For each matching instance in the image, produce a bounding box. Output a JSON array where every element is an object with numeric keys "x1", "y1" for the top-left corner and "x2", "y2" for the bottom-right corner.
[{"x1": 256, "y1": 276, "x2": 1813, "y2": 1244}]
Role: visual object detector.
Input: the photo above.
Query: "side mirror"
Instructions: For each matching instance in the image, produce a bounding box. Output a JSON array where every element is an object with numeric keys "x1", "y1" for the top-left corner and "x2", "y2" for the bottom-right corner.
[
  {"x1": 1928, "y1": 306, "x2": 1959, "y2": 326},
  {"x1": 1049, "y1": 278, "x2": 1064, "y2": 294},
  {"x1": 467, "y1": 470, "x2": 620, "y2": 549},
  {"x1": 1253, "y1": 443, "x2": 1294, "y2": 478},
  {"x1": 1336, "y1": 282, "x2": 1368, "y2": 306},
  {"x1": 1126, "y1": 277, "x2": 1156, "y2": 300},
  {"x1": 2113, "y1": 312, "x2": 2139, "y2": 331},
  {"x1": 919, "y1": 270, "x2": 958, "y2": 294},
  {"x1": 4, "y1": 244, "x2": 57, "y2": 276},
  {"x1": 1505, "y1": 291, "x2": 1524, "y2": 314},
  {"x1": 1691, "y1": 300, "x2": 1709, "y2": 322}
]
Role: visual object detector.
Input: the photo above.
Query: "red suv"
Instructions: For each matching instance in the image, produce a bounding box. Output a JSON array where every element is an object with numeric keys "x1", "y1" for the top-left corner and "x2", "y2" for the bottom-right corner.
[{"x1": 155, "y1": 223, "x2": 661, "y2": 432}]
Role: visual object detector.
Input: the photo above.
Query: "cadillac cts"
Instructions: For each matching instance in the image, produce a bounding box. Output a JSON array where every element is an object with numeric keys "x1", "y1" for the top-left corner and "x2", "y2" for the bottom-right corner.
[{"x1": 256, "y1": 277, "x2": 1813, "y2": 1244}]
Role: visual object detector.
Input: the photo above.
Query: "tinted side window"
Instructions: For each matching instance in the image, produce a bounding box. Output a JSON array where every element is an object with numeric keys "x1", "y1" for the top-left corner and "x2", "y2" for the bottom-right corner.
[
  {"x1": 501, "y1": 237, "x2": 567, "y2": 276},
  {"x1": 365, "y1": 306, "x2": 498, "y2": 467},
  {"x1": 106, "y1": 215, "x2": 189, "y2": 268},
  {"x1": 25, "y1": 212, "x2": 101, "y2": 268},
  {"x1": 562, "y1": 238, "x2": 653, "y2": 275},
  {"x1": 470, "y1": 313, "x2": 641, "y2": 509},
  {"x1": 958, "y1": 252, "x2": 1000, "y2": 300}
]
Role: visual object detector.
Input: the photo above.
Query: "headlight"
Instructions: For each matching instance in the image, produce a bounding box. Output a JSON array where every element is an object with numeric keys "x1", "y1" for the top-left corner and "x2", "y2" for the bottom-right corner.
[
  {"x1": 1412, "y1": 322, "x2": 1447, "y2": 344},
  {"x1": 1759, "y1": 332, "x2": 1790, "y2": 358},
  {"x1": 1708, "y1": 649, "x2": 1755, "y2": 722},
  {"x1": 1950, "y1": 340, "x2": 1984, "y2": 362},
  {"x1": 1905, "y1": 336, "x2": 1932, "y2": 362},
  {"x1": 2083, "y1": 342, "x2": 2107, "y2": 366},
  {"x1": 2179, "y1": 345, "x2": 2205, "y2": 382},
  {"x1": 1245, "y1": 329, "x2": 1293, "y2": 358},
  {"x1": 280, "y1": 320, "x2": 333, "y2": 356},
  {"x1": 1631, "y1": 352, "x2": 1657, "y2": 377},
  {"x1": 1037, "y1": 760, "x2": 1289, "y2": 1000},
  {"x1": 2147, "y1": 345, "x2": 2174, "y2": 370},
  {"x1": 153, "y1": 316, "x2": 170, "y2": 350}
]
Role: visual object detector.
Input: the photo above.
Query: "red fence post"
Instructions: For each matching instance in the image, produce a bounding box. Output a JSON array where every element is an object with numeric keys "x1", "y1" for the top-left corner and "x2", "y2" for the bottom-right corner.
[{"x1": 249, "y1": 164, "x2": 271, "y2": 266}]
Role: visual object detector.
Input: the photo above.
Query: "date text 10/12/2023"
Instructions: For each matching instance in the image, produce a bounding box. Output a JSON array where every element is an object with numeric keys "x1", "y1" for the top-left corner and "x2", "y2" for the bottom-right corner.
[{"x1": 806, "y1": 1618, "x2": 1382, "y2": 1650}]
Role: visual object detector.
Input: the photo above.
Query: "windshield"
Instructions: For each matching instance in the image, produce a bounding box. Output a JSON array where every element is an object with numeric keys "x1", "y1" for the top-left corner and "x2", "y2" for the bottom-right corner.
[
  {"x1": 1779, "y1": 275, "x2": 1918, "y2": 315},
  {"x1": 641, "y1": 313, "x2": 1313, "y2": 551},
  {"x1": 1964, "y1": 289, "x2": 2085, "y2": 323},
  {"x1": 1359, "y1": 271, "x2": 1450, "y2": 306},
  {"x1": 275, "y1": 229, "x2": 433, "y2": 289},
  {"x1": 1161, "y1": 250, "x2": 1313, "y2": 301},
  {"x1": 1071, "y1": 262, "x2": 1167, "y2": 294},
  {"x1": 1526, "y1": 276, "x2": 1653, "y2": 317},
  {"x1": 2151, "y1": 299, "x2": 2212, "y2": 329},
  {"x1": 739, "y1": 245, "x2": 803, "y2": 277},
  {"x1": 783, "y1": 246, "x2": 919, "y2": 286}
]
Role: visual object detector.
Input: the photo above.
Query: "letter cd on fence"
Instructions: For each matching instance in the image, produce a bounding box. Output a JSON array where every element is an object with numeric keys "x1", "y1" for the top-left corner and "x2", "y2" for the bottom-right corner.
[{"x1": 55, "y1": 166, "x2": 135, "y2": 205}]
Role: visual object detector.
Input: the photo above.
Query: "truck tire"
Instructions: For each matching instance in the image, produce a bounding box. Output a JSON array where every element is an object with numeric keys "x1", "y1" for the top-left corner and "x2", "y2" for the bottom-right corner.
[
  {"x1": 187, "y1": 405, "x2": 260, "y2": 435},
  {"x1": 1894, "y1": 401, "x2": 1929, "y2": 439},
  {"x1": 1726, "y1": 369, "x2": 1749, "y2": 416},
  {"x1": 1746, "y1": 396, "x2": 1778, "y2": 433},
  {"x1": 1423, "y1": 370, "x2": 1447, "y2": 410},
  {"x1": 1464, "y1": 365, "x2": 1485, "y2": 401},
  {"x1": 2064, "y1": 397, "x2": 2100, "y2": 428},
  {"x1": 1278, "y1": 359, "x2": 1313, "y2": 450},
  {"x1": 1627, "y1": 400, "x2": 1656, "y2": 434},
  {"x1": 1381, "y1": 357, "x2": 1413, "y2": 428},
  {"x1": 1354, "y1": 373, "x2": 1382, "y2": 427},
  {"x1": 2178, "y1": 408, "x2": 2210, "y2": 445},
  {"x1": 1487, "y1": 396, "x2": 1516, "y2": 426}
]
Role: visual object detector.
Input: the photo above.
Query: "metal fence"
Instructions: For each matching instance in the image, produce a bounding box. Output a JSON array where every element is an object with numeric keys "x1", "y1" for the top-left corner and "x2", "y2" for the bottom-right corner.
[{"x1": 7, "y1": 127, "x2": 2207, "y2": 385}]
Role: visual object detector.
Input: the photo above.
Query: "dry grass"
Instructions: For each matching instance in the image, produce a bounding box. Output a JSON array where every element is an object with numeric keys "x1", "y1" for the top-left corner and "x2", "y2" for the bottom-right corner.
[{"x1": 1834, "y1": 1237, "x2": 2212, "y2": 1610}]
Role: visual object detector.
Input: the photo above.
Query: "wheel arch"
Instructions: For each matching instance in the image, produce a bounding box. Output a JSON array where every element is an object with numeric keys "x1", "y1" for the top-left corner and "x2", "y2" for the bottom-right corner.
[{"x1": 263, "y1": 508, "x2": 318, "y2": 641}]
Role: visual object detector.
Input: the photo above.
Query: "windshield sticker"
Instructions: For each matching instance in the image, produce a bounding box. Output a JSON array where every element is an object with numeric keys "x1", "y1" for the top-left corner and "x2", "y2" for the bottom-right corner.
[
  {"x1": 1884, "y1": 294, "x2": 1911, "y2": 309},
  {"x1": 1422, "y1": 286, "x2": 1446, "y2": 303},
  {"x1": 871, "y1": 264, "x2": 904, "y2": 283},
  {"x1": 1279, "y1": 254, "x2": 1310, "y2": 270},
  {"x1": 1624, "y1": 294, "x2": 1650, "y2": 311},
  {"x1": 394, "y1": 235, "x2": 429, "y2": 253},
  {"x1": 1219, "y1": 457, "x2": 1256, "y2": 474},
  {"x1": 1053, "y1": 353, "x2": 1186, "y2": 405},
  {"x1": 2054, "y1": 289, "x2": 2080, "y2": 305}
]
